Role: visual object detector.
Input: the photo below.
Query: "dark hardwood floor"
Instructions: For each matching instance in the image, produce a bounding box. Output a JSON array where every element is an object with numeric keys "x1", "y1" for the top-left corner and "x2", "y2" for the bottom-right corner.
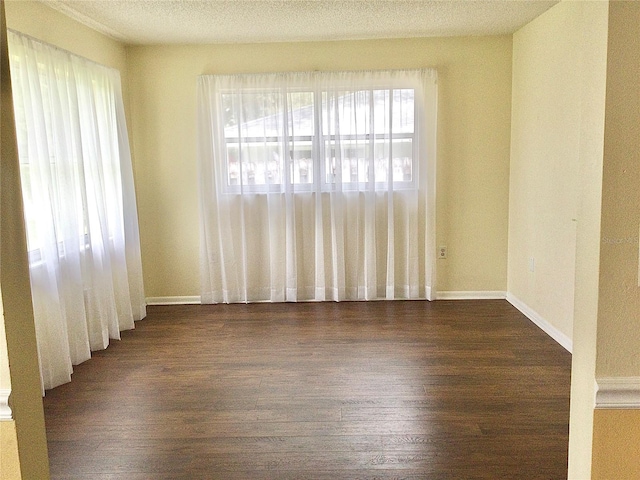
[{"x1": 43, "y1": 300, "x2": 571, "y2": 479}]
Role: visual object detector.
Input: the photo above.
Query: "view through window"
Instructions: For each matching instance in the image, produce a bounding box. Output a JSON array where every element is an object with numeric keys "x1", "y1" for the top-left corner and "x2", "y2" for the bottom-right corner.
[{"x1": 221, "y1": 87, "x2": 416, "y2": 192}]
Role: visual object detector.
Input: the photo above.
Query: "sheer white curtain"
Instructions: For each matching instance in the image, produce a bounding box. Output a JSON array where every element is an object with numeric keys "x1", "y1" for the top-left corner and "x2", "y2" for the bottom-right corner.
[
  {"x1": 198, "y1": 70, "x2": 437, "y2": 303},
  {"x1": 8, "y1": 30, "x2": 146, "y2": 391}
]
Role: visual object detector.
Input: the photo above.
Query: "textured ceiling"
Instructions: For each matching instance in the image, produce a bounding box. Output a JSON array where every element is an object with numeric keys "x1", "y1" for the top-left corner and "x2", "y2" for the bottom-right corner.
[{"x1": 41, "y1": 0, "x2": 559, "y2": 45}]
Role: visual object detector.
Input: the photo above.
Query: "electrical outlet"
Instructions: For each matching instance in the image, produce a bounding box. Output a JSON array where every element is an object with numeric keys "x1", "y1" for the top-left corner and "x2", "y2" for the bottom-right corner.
[
  {"x1": 438, "y1": 245, "x2": 447, "y2": 259},
  {"x1": 529, "y1": 257, "x2": 535, "y2": 272}
]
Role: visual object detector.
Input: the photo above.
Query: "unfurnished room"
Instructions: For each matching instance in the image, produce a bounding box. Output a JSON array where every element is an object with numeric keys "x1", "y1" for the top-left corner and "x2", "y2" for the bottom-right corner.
[{"x1": 1, "y1": 1, "x2": 639, "y2": 479}]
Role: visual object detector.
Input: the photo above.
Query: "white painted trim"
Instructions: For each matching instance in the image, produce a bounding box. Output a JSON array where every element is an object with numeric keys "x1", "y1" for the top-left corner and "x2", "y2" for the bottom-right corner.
[
  {"x1": 595, "y1": 377, "x2": 640, "y2": 409},
  {"x1": 0, "y1": 389, "x2": 12, "y2": 421},
  {"x1": 146, "y1": 296, "x2": 202, "y2": 306},
  {"x1": 436, "y1": 291, "x2": 507, "y2": 300},
  {"x1": 506, "y1": 293, "x2": 573, "y2": 353}
]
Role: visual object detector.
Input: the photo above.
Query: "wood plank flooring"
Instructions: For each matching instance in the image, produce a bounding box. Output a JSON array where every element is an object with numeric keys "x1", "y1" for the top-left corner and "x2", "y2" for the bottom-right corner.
[{"x1": 43, "y1": 300, "x2": 572, "y2": 479}]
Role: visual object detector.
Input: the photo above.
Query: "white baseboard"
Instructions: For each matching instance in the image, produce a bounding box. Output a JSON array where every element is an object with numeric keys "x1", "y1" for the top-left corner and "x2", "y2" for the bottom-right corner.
[
  {"x1": 0, "y1": 389, "x2": 12, "y2": 421},
  {"x1": 506, "y1": 293, "x2": 573, "y2": 353},
  {"x1": 146, "y1": 296, "x2": 202, "y2": 305},
  {"x1": 596, "y1": 377, "x2": 640, "y2": 409},
  {"x1": 147, "y1": 293, "x2": 507, "y2": 304},
  {"x1": 436, "y1": 291, "x2": 507, "y2": 300}
]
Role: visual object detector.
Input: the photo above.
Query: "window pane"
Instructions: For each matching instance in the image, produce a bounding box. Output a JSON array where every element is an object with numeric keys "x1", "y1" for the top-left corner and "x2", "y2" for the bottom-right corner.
[
  {"x1": 393, "y1": 89, "x2": 415, "y2": 134},
  {"x1": 288, "y1": 92, "x2": 314, "y2": 185},
  {"x1": 323, "y1": 90, "x2": 372, "y2": 185},
  {"x1": 393, "y1": 139, "x2": 413, "y2": 182},
  {"x1": 222, "y1": 91, "x2": 317, "y2": 187},
  {"x1": 374, "y1": 139, "x2": 390, "y2": 183},
  {"x1": 323, "y1": 88, "x2": 415, "y2": 187},
  {"x1": 392, "y1": 90, "x2": 415, "y2": 183},
  {"x1": 222, "y1": 91, "x2": 285, "y2": 186}
]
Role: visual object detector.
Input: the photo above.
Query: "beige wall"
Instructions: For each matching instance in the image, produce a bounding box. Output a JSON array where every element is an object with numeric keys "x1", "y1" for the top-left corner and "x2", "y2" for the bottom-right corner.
[
  {"x1": 0, "y1": 284, "x2": 10, "y2": 400},
  {"x1": 592, "y1": 409, "x2": 640, "y2": 479},
  {"x1": 567, "y1": 0, "x2": 610, "y2": 476},
  {"x1": 0, "y1": 420, "x2": 21, "y2": 479},
  {"x1": 0, "y1": 284, "x2": 21, "y2": 480},
  {"x1": 595, "y1": 0, "x2": 640, "y2": 378},
  {"x1": 591, "y1": 2, "x2": 640, "y2": 476},
  {"x1": 509, "y1": 2, "x2": 610, "y2": 478},
  {"x1": 2, "y1": 0, "x2": 49, "y2": 477},
  {"x1": 509, "y1": 0, "x2": 604, "y2": 343},
  {"x1": 510, "y1": 0, "x2": 640, "y2": 477},
  {"x1": 128, "y1": 36, "x2": 513, "y2": 298}
]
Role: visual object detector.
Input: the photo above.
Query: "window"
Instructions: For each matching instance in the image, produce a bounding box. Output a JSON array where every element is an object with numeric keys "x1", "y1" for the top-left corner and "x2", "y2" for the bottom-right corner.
[
  {"x1": 10, "y1": 56, "x2": 89, "y2": 264},
  {"x1": 8, "y1": 29, "x2": 146, "y2": 391},
  {"x1": 210, "y1": 72, "x2": 423, "y2": 193},
  {"x1": 197, "y1": 70, "x2": 438, "y2": 304}
]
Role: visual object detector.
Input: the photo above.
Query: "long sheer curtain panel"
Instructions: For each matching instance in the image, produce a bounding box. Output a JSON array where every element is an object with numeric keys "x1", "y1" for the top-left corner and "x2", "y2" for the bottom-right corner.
[
  {"x1": 198, "y1": 69, "x2": 437, "y2": 303},
  {"x1": 8, "y1": 30, "x2": 146, "y2": 391}
]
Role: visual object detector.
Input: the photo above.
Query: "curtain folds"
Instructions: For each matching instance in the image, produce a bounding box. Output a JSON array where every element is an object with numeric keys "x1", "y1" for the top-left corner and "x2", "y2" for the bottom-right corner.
[
  {"x1": 8, "y1": 30, "x2": 146, "y2": 391},
  {"x1": 198, "y1": 70, "x2": 437, "y2": 304}
]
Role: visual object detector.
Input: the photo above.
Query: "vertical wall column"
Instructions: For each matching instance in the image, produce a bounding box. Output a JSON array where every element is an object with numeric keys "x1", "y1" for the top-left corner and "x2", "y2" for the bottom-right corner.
[
  {"x1": 591, "y1": 1, "x2": 640, "y2": 477},
  {"x1": 0, "y1": 0, "x2": 50, "y2": 477}
]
